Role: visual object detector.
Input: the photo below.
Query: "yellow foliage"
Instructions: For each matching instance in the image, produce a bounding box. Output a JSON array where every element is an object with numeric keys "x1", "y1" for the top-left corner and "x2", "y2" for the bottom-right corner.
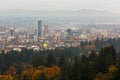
[
  {"x1": 45, "y1": 65, "x2": 61, "y2": 79},
  {"x1": 32, "y1": 70, "x2": 42, "y2": 80},
  {"x1": 31, "y1": 65, "x2": 61, "y2": 80},
  {"x1": 95, "y1": 72, "x2": 103, "y2": 80},
  {"x1": 38, "y1": 65, "x2": 46, "y2": 71},
  {"x1": 109, "y1": 65, "x2": 118, "y2": 73},
  {"x1": 95, "y1": 65, "x2": 118, "y2": 80},
  {"x1": 21, "y1": 68, "x2": 35, "y2": 80},
  {"x1": 101, "y1": 73, "x2": 111, "y2": 80},
  {"x1": 0, "y1": 75, "x2": 14, "y2": 80}
]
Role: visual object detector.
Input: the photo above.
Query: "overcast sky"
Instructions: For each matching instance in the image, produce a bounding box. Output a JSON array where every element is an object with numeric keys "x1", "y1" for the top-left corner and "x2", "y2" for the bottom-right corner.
[{"x1": 0, "y1": 0, "x2": 120, "y2": 13}]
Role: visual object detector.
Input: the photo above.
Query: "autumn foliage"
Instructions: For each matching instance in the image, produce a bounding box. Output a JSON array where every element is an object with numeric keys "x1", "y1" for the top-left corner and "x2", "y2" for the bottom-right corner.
[
  {"x1": 0, "y1": 75, "x2": 14, "y2": 80},
  {"x1": 21, "y1": 65, "x2": 61, "y2": 80},
  {"x1": 0, "y1": 38, "x2": 120, "y2": 80}
]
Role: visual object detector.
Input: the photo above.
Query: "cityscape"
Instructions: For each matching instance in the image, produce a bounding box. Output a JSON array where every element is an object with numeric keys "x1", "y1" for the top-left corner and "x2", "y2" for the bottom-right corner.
[
  {"x1": 0, "y1": 0, "x2": 120, "y2": 80},
  {"x1": 0, "y1": 20, "x2": 120, "y2": 53}
]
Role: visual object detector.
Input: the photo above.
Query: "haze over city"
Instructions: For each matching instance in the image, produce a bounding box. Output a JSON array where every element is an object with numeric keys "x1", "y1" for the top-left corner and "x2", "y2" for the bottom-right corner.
[{"x1": 0, "y1": 0, "x2": 120, "y2": 13}]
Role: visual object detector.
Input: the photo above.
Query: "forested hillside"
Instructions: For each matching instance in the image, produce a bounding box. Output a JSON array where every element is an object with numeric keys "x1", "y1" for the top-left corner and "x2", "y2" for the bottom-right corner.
[{"x1": 0, "y1": 38, "x2": 120, "y2": 80}]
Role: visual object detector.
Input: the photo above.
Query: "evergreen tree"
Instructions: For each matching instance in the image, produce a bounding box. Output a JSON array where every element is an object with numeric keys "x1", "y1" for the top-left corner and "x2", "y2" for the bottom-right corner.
[{"x1": 45, "y1": 54, "x2": 56, "y2": 67}]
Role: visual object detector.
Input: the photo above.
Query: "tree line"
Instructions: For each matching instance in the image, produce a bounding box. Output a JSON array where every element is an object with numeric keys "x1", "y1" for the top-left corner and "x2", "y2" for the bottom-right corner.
[{"x1": 0, "y1": 38, "x2": 120, "y2": 80}]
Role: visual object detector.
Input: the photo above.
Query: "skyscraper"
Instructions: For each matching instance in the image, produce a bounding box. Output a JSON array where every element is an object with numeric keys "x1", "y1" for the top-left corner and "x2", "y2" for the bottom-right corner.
[
  {"x1": 43, "y1": 25, "x2": 49, "y2": 36},
  {"x1": 10, "y1": 28, "x2": 15, "y2": 36},
  {"x1": 37, "y1": 20, "x2": 42, "y2": 37}
]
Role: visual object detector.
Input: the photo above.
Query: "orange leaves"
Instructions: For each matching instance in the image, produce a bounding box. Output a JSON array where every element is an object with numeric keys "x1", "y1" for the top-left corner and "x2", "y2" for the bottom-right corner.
[
  {"x1": 32, "y1": 70, "x2": 43, "y2": 80},
  {"x1": 22, "y1": 65, "x2": 61, "y2": 80},
  {"x1": 45, "y1": 65, "x2": 61, "y2": 79},
  {"x1": 22, "y1": 67, "x2": 35, "y2": 80},
  {"x1": 0, "y1": 75, "x2": 14, "y2": 80}
]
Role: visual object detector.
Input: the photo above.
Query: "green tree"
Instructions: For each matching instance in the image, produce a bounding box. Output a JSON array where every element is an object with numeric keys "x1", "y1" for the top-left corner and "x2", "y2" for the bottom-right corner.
[{"x1": 45, "y1": 54, "x2": 56, "y2": 67}]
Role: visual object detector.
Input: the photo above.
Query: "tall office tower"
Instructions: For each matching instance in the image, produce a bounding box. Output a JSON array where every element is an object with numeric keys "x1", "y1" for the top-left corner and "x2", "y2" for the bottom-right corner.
[
  {"x1": 37, "y1": 20, "x2": 42, "y2": 37},
  {"x1": 43, "y1": 25, "x2": 49, "y2": 36},
  {"x1": 10, "y1": 29, "x2": 15, "y2": 36}
]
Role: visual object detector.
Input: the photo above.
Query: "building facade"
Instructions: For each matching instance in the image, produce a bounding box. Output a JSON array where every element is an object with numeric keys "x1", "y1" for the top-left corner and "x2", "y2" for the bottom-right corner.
[{"x1": 37, "y1": 20, "x2": 42, "y2": 37}]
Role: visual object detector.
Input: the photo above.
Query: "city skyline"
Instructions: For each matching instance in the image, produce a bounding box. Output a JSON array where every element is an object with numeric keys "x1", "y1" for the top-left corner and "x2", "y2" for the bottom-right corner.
[{"x1": 0, "y1": 0, "x2": 120, "y2": 13}]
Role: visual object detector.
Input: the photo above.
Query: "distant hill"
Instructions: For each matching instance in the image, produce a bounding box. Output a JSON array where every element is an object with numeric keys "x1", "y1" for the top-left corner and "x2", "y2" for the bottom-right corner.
[
  {"x1": 0, "y1": 9, "x2": 120, "y2": 24},
  {"x1": 0, "y1": 9, "x2": 114, "y2": 17}
]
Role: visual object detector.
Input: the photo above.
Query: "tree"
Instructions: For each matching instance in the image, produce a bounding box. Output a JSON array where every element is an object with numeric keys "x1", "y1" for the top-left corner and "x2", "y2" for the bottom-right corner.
[
  {"x1": 39, "y1": 73, "x2": 47, "y2": 80},
  {"x1": 32, "y1": 65, "x2": 61, "y2": 80},
  {"x1": 95, "y1": 65, "x2": 118, "y2": 80},
  {"x1": 0, "y1": 75, "x2": 14, "y2": 80},
  {"x1": 58, "y1": 54, "x2": 67, "y2": 80},
  {"x1": 6, "y1": 65, "x2": 16, "y2": 76},
  {"x1": 32, "y1": 70, "x2": 47, "y2": 80},
  {"x1": 100, "y1": 46, "x2": 117, "y2": 64},
  {"x1": 31, "y1": 55, "x2": 44, "y2": 67},
  {"x1": 45, "y1": 54, "x2": 56, "y2": 67},
  {"x1": 96, "y1": 46, "x2": 117, "y2": 73},
  {"x1": 58, "y1": 54, "x2": 66, "y2": 70},
  {"x1": 70, "y1": 57, "x2": 82, "y2": 80},
  {"x1": 21, "y1": 67, "x2": 34, "y2": 80}
]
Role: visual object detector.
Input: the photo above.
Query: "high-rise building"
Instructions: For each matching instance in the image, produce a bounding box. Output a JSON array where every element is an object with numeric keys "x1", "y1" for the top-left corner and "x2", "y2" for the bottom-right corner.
[
  {"x1": 37, "y1": 20, "x2": 42, "y2": 37},
  {"x1": 43, "y1": 25, "x2": 49, "y2": 36},
  {"x1": 10, "y1": 29, "x2": 15, "y2": 36}
]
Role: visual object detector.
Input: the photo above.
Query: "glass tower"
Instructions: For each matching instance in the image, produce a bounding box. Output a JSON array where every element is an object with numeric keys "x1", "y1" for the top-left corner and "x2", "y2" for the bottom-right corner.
[{"x1": 37, "y1": 20, "x2": 42, "y2": 37}]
